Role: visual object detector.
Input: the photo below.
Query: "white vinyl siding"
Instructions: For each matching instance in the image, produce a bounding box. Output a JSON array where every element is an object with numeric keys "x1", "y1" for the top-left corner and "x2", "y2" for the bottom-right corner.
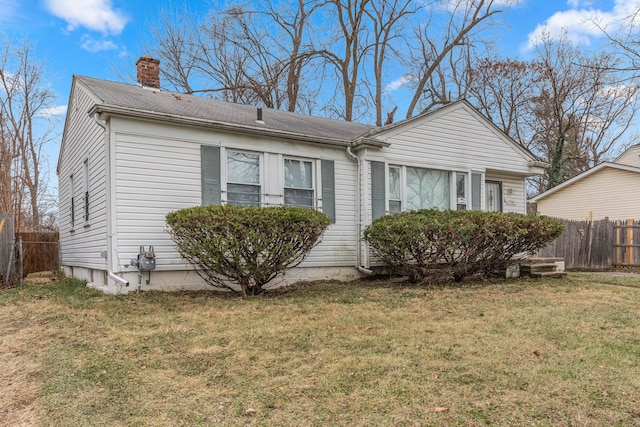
[
  {"x1": 110, "y1": 120, "x2": 357, "y2": 271},
  {"x1": 58, "y1": 82, "x2": 109, "y2": 270},
  {"x1": 368, "y1": 102, "x2": 534, "y2": 216}
]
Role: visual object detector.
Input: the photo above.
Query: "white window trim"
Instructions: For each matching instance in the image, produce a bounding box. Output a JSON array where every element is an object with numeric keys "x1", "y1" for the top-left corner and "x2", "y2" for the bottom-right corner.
[
  {"x1": 387, "y1": 164, "x2": 478, "y2": 212},
  {"x1": 387, "y1": 164, "x2": 403, "y2": 214},
  {"x1": 454, "y1": 172, "x2": 467, "y2": 210},
  {"x1": 223, "y1": 148, "x2": 263, "y2": 206},
  {"x1": 283, "y1": 156, "x2": 316, "y2": 209}
]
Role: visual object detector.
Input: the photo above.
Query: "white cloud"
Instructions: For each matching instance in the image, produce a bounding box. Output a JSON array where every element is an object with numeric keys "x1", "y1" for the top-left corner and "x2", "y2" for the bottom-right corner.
[
  {"x1": 0, "y1": 0, "x2": 19, "y2": 22},
  {"x1": 44, "y1": 0, "x2": 128, "y2": 35},
  {"x1": 386, "y1": 75, "x2": 415, "y2": 92},
  {"x1": 525, "y1": 0, "x2": 638, "y2": 50},
  {"x1": 38, "y1": 105, "x2": 67, "y2": 118},
  {"x1": 80, "y1": 36, "x2": 118, "y2": 53}
]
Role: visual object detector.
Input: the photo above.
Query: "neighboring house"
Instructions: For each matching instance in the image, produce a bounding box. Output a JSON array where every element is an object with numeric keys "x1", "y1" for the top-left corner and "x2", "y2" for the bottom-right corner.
[
  {"x1": 57, "y1": 56, "x2": 546, "y2": 294},
  {"x1": 530, "y1": 144, "x2": 640, "y2": 221}
]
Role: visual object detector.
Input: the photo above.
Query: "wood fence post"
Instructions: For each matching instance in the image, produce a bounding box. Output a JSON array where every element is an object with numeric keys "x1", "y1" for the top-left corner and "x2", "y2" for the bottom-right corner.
[
  {"x1": 615, "y1": 219, "x2": 621, "y2": 266},
  {"x1": 627, "y1": 219, "x2": 634, "y2": 266}
]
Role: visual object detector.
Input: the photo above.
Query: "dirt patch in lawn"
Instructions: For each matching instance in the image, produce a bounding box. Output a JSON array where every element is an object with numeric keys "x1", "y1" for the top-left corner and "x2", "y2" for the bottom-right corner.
[{"x1": 0, "y1": 300, "x2": 59, "y2": 426}]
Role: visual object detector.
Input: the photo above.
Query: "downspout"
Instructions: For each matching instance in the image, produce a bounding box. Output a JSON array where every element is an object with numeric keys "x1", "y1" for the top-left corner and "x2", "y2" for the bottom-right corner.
[
  {"x1": 345, "y1": 145, "x2": 373, "y2": 275},
  {"x1": 92, "y1": 113, "x2": 129, "y2": 288}
]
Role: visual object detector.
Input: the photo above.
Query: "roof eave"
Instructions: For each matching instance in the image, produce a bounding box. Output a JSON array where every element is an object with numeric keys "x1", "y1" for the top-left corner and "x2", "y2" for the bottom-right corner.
[
  {"x1": 89, "y1": 104, "x2": 353, "y2": 148},
  {"x1": 351, "y1": 137, "x2": 391, "y2": 149},
  {"x1": 529, "y1": 162, "x2": 638, "y2": 202}
]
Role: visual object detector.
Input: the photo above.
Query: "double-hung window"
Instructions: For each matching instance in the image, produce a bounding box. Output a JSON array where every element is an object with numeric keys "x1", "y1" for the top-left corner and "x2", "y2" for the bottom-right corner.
[
  {"x1": 284, "y1": 158, "x2": 314, "y2": 208},
  {"x1": 226, "y1": 151, "x2": 261, "y2": 206}
]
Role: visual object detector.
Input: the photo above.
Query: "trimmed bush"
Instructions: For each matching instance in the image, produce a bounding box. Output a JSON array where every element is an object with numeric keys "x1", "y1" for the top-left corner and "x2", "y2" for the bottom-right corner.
[
  {"x1": 363, "y1": 209, "x2": 564, "y2": 283},
  {"x1": 166, "y1": 205, "x2": 331, "y2": 296}
]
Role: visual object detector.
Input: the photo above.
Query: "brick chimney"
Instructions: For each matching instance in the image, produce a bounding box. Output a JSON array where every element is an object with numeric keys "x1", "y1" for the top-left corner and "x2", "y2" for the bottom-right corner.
[{"x1": 136, "y1": 55, "x2": 160, "y2": 88}]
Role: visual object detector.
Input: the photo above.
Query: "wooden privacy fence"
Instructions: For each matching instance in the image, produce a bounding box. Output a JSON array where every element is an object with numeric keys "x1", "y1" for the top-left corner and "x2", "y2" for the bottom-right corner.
[
  {"x1": 17, "y1": 232, "x2": 59, "y2": 276},
  {"x1": 538, "y1": 218, "x2": 640, "y2": 270}
]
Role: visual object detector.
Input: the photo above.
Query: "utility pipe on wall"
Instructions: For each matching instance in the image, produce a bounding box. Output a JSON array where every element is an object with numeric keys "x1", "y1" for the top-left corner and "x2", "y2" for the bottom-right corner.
[
  {"x1": 92, "y1": 112, "x2": 129, "y2": 288},
  {"x1": 345, "y1": 145, "x2": 372, "y2": 275}
]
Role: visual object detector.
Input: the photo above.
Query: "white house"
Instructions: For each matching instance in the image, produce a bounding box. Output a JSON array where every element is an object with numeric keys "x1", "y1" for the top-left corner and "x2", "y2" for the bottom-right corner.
[{"x1": 57, "y1": 56, "x2": 547, "y2": 294}]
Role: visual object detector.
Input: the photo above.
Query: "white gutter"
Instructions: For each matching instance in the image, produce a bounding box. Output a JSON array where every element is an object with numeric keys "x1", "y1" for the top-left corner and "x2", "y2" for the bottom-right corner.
[
  {"x1": 92, "y1": 112, "x2": 129, "y2": 288},
  {"x1": 89, "y1": 105, "x2": 389, "y2": 150},
  {"x1": 345, "y1": 145, "x2": 372, "y2": 275}
]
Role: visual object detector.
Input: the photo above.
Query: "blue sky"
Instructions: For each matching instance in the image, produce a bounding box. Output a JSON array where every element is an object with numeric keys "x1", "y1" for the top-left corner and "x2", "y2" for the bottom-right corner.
[{"x1": 0, "y1": 0, "x2": 634, "y2": 184}]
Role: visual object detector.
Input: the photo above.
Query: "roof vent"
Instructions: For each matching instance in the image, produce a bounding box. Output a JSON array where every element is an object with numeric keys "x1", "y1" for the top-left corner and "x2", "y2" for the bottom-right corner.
[{"x1": 255, "y1": 107, "x2": 265, "y2": 124}]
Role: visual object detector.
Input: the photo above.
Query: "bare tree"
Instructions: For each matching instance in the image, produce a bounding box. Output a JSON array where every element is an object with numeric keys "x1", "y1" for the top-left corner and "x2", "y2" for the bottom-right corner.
[
  {"x1": 404, "y1": 0, "x2": 511, "y2": 118},
  {"x1": 145, "y1": 1, "x2": 323, "y2": 112},
  {"x1": 594, "y1": 8, "x2": 640, "y2": 74},
  {"x1": 468, "y1": 57, "x2": 542, "y2": 145},
  {"x1": 318, "y1": 0, "x2": 372, "y2": 122},
  {"x1": 469, "y1": 34, "x2": 640, "y2": 193},
  {"x1": 0, "y1": 37, "x2": 57, "y2": 231},
  {"x1": 265, "y1": 0, "x2": 325, "y2": 112},
  {"x1": 367, "y1": 0, "x2": 415, "y2": 125},
  {"x1": 532, "y1": 35, "x2": 639, "y2": 191},
  {"x1": 142, "y1": 0, "x2": 515, "y2": 123}
]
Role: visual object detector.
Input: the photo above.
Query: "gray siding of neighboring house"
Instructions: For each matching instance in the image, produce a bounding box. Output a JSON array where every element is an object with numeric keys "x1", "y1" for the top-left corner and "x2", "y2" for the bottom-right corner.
[{"x1": 58, "y1": 82, "x2": 109, "y2": 276}]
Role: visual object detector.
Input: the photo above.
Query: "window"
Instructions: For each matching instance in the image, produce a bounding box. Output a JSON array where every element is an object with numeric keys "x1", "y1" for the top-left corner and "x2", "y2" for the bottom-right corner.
[
  {"x1": 226, "y1": 151, "x2": 261, "y2": 206},
  {"x1": 406, "y1": 167, "x2": 450, "y2": 210},
  {"x1": 284, "y1": 158, "x2": 314, "y2": 208},
  {"x1": 83, "y1": 159, "x2": 89, "y2": 223},
  {"x1": 386, "y1": 165, "x2": 480, "y2": 212},
  {"x1": 486, "y1": 181, "x2": 502, "y2": 212},
  {"x1": 69, "y1": 175, "x2": 75, "y2": 229},
  {"x1": 456, "y1": 173, "x2": 467, "y2": 210},
  {"x1": 388, "y1": 166, "x2": 402, "y2": 213}
]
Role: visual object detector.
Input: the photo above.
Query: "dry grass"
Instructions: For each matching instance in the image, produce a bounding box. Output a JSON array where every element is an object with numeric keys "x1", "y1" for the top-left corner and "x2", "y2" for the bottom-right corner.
[{"x1": 1, "y1": 274, "x2": 640, "y2": 426}]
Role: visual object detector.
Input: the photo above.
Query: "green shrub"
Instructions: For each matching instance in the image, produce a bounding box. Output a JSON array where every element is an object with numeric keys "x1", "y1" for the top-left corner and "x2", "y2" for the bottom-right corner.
[
  {"x1": 363, "y1": 210, "x2": 564, "y2": 283},
  {"x1": 166, "y1": 205, "x2": 331, "y2": 296}
]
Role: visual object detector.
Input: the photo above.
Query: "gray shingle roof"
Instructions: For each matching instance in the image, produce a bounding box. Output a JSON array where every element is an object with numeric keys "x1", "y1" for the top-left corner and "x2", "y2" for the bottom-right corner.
[{"x1": 76, "y1": 75, "x2": 376, "y2": 143}]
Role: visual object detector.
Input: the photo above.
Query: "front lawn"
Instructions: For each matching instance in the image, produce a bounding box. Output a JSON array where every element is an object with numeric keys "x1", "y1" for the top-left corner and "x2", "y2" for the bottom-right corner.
[{"x1": 1, "y1": 274, "x2": 639, "y2": 426}]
